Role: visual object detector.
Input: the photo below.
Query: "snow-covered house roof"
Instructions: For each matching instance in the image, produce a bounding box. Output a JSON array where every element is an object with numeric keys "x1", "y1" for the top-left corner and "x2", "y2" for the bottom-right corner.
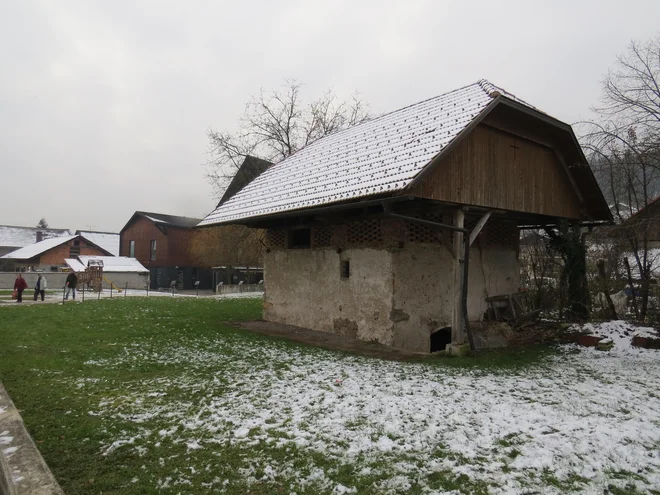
[
  {"x1": 75, "y1": 231, "x2": 120, "y2": 256},
  {"x1": 199, "y1": 80, "x2": 547, "y2": 227},
  {"x1": 217, "y1": 155, "x2": 273, "y2": 207},
  {"x1": 0, "y1": 225, "x2": 71, "y2": 248},
  {"x1": 1, "y1": 235, "x2": 111, "y2": 260},
  {"x1": 1, "y1": 235, "x2": 77, "y2": 260},
  {"x1": 68, "y1": 256, "x2": 148, "y2": 273}
]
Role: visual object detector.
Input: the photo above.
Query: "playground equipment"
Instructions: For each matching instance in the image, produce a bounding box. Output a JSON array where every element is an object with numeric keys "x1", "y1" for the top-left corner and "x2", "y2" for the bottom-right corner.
[
  {"x1": 102, "y1": 275, "x2": 123, "y2": 292},
  {"x1": 76, "y1": 259, "x2": 106, "y2": 292}
]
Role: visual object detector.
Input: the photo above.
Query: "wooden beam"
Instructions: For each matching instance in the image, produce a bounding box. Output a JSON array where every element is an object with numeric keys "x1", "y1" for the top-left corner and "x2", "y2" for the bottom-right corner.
[
  {"x1": 469, "y1": 212, "x2": 492, "y2": 246},
  {"x1": 451, "y1": 210, "x2": 465, "y2": 344}
]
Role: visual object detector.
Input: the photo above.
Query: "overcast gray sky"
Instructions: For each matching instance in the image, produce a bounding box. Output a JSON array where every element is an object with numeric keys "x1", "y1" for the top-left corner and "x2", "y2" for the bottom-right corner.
[{"x1": 1, "y1": 1, "x2": 658, "y2": 232}]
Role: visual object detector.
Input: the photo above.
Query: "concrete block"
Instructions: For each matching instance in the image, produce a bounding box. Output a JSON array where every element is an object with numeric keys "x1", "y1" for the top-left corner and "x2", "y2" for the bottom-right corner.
[
  {"x1": 445, "y1": 343, "x2": 471, "y2": 357},
  {"x1": 0, "y1": 383, "x2": 63, "y2": 494}
]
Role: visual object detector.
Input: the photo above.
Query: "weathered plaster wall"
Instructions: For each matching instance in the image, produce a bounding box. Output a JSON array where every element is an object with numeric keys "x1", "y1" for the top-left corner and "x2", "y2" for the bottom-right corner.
[
  {"x1": 390, "y1": 243, "x2": 520, "y2": 352},
  {"x1": 467, "y1": 243, "x2": 520, "y2": 320},
  {"x1": 390, "y1": 245, "x2": 454, "y2": 352},
  {"x1": 263, "y1": 248, "x2": 395, "y2": 345},
  {"x1": 263, "y1": 241, "x2": 519, "y2": 353}
]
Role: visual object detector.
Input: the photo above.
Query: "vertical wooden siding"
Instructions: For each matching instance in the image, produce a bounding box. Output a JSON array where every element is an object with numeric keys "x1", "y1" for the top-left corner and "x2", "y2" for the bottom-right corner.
[
  {"x1": 410, "y1": 124, "x2": 583, "y2": 219},
  {"x1": 120, "y1": 216, "x2": 198, "y2": 268}
]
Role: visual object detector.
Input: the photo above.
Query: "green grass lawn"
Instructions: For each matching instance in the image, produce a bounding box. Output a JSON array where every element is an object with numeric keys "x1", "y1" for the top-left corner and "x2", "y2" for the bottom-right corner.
[
  {"x1": 0, "y1": 297, "x2": 268, "y2": 494},
  {"x1": 0, "y1": 298, "x2": 657, "y2": 494}
]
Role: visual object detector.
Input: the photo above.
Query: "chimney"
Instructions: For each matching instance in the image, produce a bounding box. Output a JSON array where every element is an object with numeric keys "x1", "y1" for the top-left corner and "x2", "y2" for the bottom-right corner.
[{"x1": 36, "y1": 231, "x2": 43, "y2": 243}]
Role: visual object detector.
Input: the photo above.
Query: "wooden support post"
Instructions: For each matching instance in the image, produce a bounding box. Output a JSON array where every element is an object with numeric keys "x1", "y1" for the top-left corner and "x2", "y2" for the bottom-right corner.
[{"x1": 452, "y1": 210, "x2": 465, "y2": 344}]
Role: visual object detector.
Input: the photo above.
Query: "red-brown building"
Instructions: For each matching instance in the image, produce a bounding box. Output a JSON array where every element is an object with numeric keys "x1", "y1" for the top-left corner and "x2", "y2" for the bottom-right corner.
[
  {"x1": 119, "y1": 211, "x2": 211, "y2": 289},
  {"x1": 0, "y1": 235, "x2": 111, "y2": 271}
]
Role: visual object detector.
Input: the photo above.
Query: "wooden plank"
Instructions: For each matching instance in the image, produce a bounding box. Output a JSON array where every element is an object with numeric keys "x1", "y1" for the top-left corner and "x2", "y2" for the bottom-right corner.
[
  {"x1": 469, "y1": 212, "x2": 491, "y2": 246},
  {"x1": 409, "y1": 124, "x2": 583, "y2": 219}
]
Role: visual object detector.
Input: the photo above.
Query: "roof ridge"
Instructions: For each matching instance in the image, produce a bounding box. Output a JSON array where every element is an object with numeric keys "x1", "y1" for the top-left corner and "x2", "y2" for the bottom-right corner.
[
  {"x1": 476, "y1": 79, "x2": 542, "y2": 112},
  {"x1": 282, "y1": 80, "x2": 487, "y2": 161},
  {"x1": 137, "y1": 211, "x2": 201, "y2": 220},
  {"x1": 0, "y1": 224, "x2": 70, "y2": 231}
]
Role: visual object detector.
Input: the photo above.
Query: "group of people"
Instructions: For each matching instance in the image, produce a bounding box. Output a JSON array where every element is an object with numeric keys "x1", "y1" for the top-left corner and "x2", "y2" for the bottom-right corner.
[{"x1": 12, "y1": 272, "x2": 78, "y2": 303}]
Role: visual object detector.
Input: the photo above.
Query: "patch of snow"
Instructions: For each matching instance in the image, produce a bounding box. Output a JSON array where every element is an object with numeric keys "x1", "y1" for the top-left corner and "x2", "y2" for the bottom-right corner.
[
  {"x1": 571, "y1": 320, "x2": 659, "y2": 354},
  {"x1": 76, "y1": 319, "x2": 660, "y2": 493},
  {"x1": 233, "y1": 428, "x2": 250, "y2": 439}
]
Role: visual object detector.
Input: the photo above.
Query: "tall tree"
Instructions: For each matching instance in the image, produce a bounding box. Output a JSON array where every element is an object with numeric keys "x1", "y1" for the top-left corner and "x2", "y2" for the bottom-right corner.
[
  {"x1": 206, "y1": 79, "x2": 371, "y2": 196},
  {"x1": 36, "y1": 218, "x2": 48, "y2": 229},
  {"x1": 189, "y1": 225, "x2": 263, "y2": 268},
  {"x1": 582, "y1": 36, "x2": 660, "y2": 321}
]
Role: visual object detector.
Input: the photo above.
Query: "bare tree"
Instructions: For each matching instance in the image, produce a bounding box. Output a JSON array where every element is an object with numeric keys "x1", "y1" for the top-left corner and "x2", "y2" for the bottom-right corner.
[
  {"x1": 519, "y1": 231, "x2": 562, "y2": 311},
  {"x1": 189, "y1": 225, "x2": 264, "y2": 269},
  {"x1": 206, "y1": 79, "x2": 371, "y2": 196},
  {"x1": 581, "y1": 35, "x2": 660, "y2": 321}
]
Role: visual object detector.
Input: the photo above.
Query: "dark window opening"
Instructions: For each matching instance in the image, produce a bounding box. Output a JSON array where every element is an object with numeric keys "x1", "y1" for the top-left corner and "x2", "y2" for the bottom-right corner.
[
  {"x1": 73, "y1": 240, "x2": 80, "y2": 247},
  {"x1": 340, "y1": 260, "x2": 350, "y2": 278},
  {"x1": 150, "y1": 240, "x2": 157, "y2": 261},
  {"x1": 288, "y1": 229, "x2": 311, "y2": 249},
  {"x1": 430, "y1": 327, "x2": 452, "y2": 353},
  {"x1": 69, "y1": 246, "x2": 80, "y2": 256},
  {"x1": 129, "y1": 240, "x2": 135, "y2": 258}
]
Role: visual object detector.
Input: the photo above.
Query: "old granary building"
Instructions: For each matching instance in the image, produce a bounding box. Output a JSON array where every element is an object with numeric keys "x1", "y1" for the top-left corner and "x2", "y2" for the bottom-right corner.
[{"x1": 199, "y1": 80, "x2": 611, "y2": 353}]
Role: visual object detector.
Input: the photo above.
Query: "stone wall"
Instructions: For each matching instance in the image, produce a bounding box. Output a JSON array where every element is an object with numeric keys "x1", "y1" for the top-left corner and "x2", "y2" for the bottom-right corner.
[
  {"x1": 264, "y1": 248, "x2": 395, "y2": 345},
  {"x1": 390, "y1": 243, "x2": 519, "y2": 352},
  {"x1": 263, "y1": 241, "x2": 519, "y2": 353},
  {"x1": 217, "y1": 284, "x2": 264, "y2": 295},
  {"x1": 0, "y1": 272, "x2": 149, "y2": 290},
  {"x1": 262, "y1": 214, "x2": 521, "y2": 352}
]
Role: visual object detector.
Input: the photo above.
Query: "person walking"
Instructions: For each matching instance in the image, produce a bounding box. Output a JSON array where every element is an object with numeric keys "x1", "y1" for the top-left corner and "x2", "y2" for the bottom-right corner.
[
  {"x1": 65, "y1": 272, "x2": 78, "y2": 300},
  {"x1": 13, "y1": 273, "x2": 28, "y2": 303},
  {"x1": 33, "y1": 274, "x2": 47, "y2": 301}
]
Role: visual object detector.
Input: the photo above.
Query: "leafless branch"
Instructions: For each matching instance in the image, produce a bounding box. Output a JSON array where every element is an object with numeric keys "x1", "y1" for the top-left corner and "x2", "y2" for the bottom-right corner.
[{"x1": 205, "y1": 79, "x2": 371, "y2": 197}]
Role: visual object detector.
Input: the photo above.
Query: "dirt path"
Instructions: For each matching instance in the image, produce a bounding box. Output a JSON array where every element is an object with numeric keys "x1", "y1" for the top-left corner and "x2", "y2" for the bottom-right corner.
[{"x1": 235, "y1": 320, "x2": 427, "y2": 361}]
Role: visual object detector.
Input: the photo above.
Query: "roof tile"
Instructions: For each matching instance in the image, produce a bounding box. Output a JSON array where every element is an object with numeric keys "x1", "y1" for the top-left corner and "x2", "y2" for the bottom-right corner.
[{"x1": 199, "y1": 80, "x2": 533, "y2": 226}]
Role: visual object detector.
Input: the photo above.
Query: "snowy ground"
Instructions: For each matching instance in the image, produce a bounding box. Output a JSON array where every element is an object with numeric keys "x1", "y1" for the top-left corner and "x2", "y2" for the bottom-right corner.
[{"x1": 71, "y1": 320, "x2": 660, "y2": 494}]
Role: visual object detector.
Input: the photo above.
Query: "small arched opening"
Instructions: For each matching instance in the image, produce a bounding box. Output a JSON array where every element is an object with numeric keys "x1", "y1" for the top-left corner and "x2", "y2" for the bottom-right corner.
[{"x1": 430, "y1": 327, "x2": 452, "y2": 353}]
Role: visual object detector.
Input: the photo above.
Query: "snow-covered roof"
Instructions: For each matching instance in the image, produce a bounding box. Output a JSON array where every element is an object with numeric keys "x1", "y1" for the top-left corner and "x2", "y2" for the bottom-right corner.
[
  {"x1": 64, "y1": 258, "x2": 87, "y2": 272},
  {"x1": 1, "y1": 235, "x2": 77, "y2": 260},
  {"x1": 75, "y1": 231, "x2": 120, "y2": 256},
  {"x1": 76, "y1": 256, "x2": 149, "y2": 273},
  {"x1": 199, "y1": 79, "x2": 537, "y2": 226},
  {"x1": 0, "y1": 225, "x2": 71, "y2": 248}
]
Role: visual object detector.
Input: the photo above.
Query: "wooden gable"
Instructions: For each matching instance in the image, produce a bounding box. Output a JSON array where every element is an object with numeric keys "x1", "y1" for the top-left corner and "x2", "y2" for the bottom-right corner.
[{"x1": 410, "y1": 124, "x2": 584, "y2": 219}]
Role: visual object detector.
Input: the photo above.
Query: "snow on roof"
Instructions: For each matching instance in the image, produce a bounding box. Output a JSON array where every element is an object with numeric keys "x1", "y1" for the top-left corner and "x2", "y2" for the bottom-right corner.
[
  {"x1": 198, "y1": 79, "x2": 537, "y2": 226},
  {"x1": 1, "y1": 235, "x2": 76, "y2": 260},
  {"x1": 0, "y1": 225, "x2": 71, "y2": 248},
  {"x1": 77, "y1": 256, "x2": 148, "y2": 273},
  {"x1": 137, "y1": 212, "x2": 200, "y2": 228},
  {"x1": 64, "y1": 258, "x2": 87, "y2": 272},
  {"x1": 75, "y1": 231, "x2": 120, "y2": 256}
]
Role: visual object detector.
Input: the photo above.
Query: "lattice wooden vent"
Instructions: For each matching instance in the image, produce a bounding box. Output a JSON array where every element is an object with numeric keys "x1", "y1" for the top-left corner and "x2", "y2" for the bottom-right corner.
[
  {"x1": 482, "y1": 219, "x2": 519, "y2": 248},
  {"x1": 312, "y1": 226, "x2": 334, "y2": 248},
  {"x1": 266, "y1": 229, "x2": 286, "y2": 249},
  {"x1": 405, "y1": 213, "x2": 447, "y2": 244},
  {"x1": 347, "y1": 219, "x2": 382, "y2": 246}
]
